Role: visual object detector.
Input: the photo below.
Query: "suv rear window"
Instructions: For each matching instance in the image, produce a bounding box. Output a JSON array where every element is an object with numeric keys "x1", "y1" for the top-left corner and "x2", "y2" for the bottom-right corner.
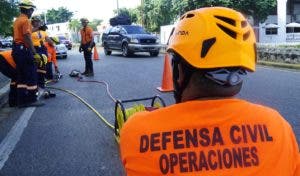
[{"x1": 123, "y1": 26, "x2": 147, "y2": 34}]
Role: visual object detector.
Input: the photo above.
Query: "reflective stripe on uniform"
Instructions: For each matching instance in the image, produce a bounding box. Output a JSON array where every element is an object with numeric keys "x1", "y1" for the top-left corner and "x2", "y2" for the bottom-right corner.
[
  {"x1": 17, "y1": 84, "x2": 37, "y2": 90},
  {"x1": 37, "y1": 69, "x2": 46, "y2": 74},
  {"x1": 27, "y1": 85, "x2": 38, "y2": 90}
]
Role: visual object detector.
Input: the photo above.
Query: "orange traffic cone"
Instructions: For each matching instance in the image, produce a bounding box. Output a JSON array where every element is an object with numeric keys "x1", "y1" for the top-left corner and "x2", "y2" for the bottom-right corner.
[
  {"x1": 93, "y1": 46, "x2": 99, "y2": 60},
  {"x1": 157, "y1": 54, "x2": 174, "y2": 92}
]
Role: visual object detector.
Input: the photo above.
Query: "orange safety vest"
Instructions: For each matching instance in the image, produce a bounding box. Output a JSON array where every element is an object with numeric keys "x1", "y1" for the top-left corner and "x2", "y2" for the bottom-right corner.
[
  {"x1": 13, "y1": 14, "x2": 32, "y2": 47},
  {"x1": 120, "y1": 98, "x2": 300, "y2": 176},
  {"x1": 80, "y1": 26, "x2": 93, "y2": 45},
  {"x1": 0, "y1": 50, "x2": 16, "y2": 69},
  {"x1": 44, "y1": 42, "x2": 57, "y2": 67}
]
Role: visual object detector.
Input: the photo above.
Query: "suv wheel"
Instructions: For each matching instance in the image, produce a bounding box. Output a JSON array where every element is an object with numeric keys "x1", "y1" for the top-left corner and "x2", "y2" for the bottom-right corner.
[
  {"x1": 103, "y1": 43, "x2": 112, "y2": 55},
  {"x1": 122, "y1": 43, "x2": 132, "y2": 57},
  {"x1": 150, "y1": 51, "x2": 159, "y2": 57}
]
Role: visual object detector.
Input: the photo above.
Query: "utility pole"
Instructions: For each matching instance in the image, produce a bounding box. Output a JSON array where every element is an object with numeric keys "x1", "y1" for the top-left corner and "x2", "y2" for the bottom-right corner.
[
  {"x1": 116, "y1": 0, "x2": 120, "y2": 15},
  {"x1": 43, "y1": 12, "x2": 47, "y2": 24},
  {"x1": 141, "y1": 0, "x2": 144, "y2": 27}
]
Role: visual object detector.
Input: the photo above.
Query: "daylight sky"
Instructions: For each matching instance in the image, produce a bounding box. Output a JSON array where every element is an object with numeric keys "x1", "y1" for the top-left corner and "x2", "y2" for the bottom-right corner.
[{"x1": 33, "y1": 0, "x2": 141, "y2": 22}]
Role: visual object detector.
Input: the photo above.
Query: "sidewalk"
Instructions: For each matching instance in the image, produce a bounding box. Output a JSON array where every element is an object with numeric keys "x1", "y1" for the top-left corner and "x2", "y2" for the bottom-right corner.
[{"x1": 0, "y1": 73, "x2": 9, "y2": 108}]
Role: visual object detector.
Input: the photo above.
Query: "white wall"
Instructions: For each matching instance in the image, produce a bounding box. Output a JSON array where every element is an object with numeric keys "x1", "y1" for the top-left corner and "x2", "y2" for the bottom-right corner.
[
  {"x1": 160, "y1": 25, "x2": 174, "y2": 45},
  {"x1": 47, "y1": 22, "x2": 72, "y2": 41}
]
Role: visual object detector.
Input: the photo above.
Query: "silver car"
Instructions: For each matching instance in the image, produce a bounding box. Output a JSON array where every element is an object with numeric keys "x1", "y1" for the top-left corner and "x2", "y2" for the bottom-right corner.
[{"x1": 55, "y1": 43, "x2": 67, "y2": 59}]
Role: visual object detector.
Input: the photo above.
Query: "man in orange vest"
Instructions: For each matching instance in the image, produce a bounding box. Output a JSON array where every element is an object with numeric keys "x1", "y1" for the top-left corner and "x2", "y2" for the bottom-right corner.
[
  {"x1": 0, "y1": 50, "x2": 17, "y2": 107},
  {"x1": 45, "y1": 36, "x2": 59, "y2": 80},
  {"x1": 12, "y1": 0, "x2": 44, "y2": 107},
  {"x1": 120, "y1": 7, "x2": 300, "y2": 176},
  {"x1": 79, "y1": 18, "x2": 94, "y2": 77}
]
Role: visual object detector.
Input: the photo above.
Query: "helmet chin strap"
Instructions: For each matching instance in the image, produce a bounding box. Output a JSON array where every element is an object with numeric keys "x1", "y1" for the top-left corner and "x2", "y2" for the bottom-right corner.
[{"x1": 204, "y1": 68, "x2": 246, "y2": 86}]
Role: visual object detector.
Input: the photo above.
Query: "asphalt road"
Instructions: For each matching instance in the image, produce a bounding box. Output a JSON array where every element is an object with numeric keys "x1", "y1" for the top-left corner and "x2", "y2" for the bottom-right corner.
[{"x1": 0, "y1": 48, "x2": 299, "y2": 176}]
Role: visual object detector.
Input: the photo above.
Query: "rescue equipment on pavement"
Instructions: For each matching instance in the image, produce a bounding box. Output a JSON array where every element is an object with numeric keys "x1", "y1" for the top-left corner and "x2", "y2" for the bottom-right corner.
[
  {"x1": 43, "y1": 90, "x2": 56, "y2": 99},
  {"x1": 69, "y1": 69, "x2": 81, "y2": 77},
  {"x1": 114, "y1": 96, "x2": 166, "y2": 142}
]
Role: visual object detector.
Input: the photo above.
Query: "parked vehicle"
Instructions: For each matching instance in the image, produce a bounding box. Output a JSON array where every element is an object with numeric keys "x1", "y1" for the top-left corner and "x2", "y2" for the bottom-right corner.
[
  {"x1": 101, "y1": 25, "x2": 161, "y2": 57},
  {"x1": 0, "y1": 39, "x2": 12, "y2": 48},
  {"x1": 55, "y1": 43, "x2": 67, "y2": 59},
  {"x1": 58, "y1": 36, "x2": 72, "y2": 50}
]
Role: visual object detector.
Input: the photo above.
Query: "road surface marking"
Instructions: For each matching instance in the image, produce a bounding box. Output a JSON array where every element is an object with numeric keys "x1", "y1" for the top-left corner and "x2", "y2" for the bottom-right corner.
[{"x1": 0, "y1": 107, "x2": 36, "y2": 170}]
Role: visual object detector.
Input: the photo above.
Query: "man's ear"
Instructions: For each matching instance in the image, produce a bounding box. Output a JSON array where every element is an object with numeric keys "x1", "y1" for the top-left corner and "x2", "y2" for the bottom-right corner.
[{"x1": 177, "y1": 63, "x2": 185, "y2": 87}]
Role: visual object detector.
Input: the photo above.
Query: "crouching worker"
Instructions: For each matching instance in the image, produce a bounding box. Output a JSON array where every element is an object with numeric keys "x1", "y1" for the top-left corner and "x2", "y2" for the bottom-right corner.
[
  {"x1": 45, "y1": 36, "x2": 59, "y2": 81},
  {"x1": 0, "y1": 51, "x2": 17, "y2": 107},
  {"x1": 119, "y1": 7, "x2": 300, "y2": 176}
]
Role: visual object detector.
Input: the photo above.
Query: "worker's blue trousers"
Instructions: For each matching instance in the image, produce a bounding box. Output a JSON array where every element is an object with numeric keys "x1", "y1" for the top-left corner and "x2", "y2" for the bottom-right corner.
[{"x1": 12, "y1": 44, "x2": 38, "y2": 105}]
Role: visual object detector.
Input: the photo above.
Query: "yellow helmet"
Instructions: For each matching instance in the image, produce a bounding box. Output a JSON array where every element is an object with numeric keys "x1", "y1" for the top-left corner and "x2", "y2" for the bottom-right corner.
[
  {"x1": 51, "y1": 36, "x2": 60, "y2": 44},
  {"x1": 31, "y1": 16, "x2": 41, "y2": 22},
  {"x1": 19, "y1": 0, "x2": 36, "y2": 9},
  {"x1": 167, "y1": 7, "x2": 256, "y2": 72}
]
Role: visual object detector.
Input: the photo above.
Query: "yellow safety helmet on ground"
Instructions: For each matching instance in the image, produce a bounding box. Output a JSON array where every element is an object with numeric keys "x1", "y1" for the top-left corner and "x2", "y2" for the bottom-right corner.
[
  {"x1": 167, "y1": 7, "x2": 256, "y2": 72},
  {"x1": 19, "y1": 0, "x2": 36, "y2": 9}
]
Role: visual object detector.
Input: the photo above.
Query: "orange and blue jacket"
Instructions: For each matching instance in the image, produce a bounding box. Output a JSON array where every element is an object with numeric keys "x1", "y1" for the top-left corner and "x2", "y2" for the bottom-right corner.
[
  {"x1": 120, "y1": 98, "x2": 300, "y2": 176},
  {"x1": 0, "y1": 50, "x2": 16, "y2": 69}
]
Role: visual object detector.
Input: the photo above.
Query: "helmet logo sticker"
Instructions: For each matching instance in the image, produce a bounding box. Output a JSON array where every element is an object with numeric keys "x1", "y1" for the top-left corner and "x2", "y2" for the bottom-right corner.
[
  {"x1": 201, "y1": 37, "x2": 216, "y2": 58},
  {"x1": 176, "y1": 31, "x2": 189, "y2": 36}
]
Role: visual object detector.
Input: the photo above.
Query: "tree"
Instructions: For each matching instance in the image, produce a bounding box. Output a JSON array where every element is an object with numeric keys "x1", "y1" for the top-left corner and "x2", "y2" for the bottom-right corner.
[
  {"x1": 68, "y1": 19, "x2": 81, "y2": 42},
  {"x1": 89, "y1": 19, "x2": 103, "y2": 31},
  {"x1": 227, "y1": 0, "x2": 277, "y2": 25},
  {"x1": 0, "y1": 0, "x2": 18, "y2": 36},
  {"x1": 134, "y1": 0, "x2": 276, "y2": 32},
  {"x1": 113, "y1": 8, "x2": 138, "y2": 24},
  {"x1": 41, "y1": 7, "x2": 73, "y2": 24},
  {"x1": 170, "y1": 0, "x2": 276, "y2": 26}
]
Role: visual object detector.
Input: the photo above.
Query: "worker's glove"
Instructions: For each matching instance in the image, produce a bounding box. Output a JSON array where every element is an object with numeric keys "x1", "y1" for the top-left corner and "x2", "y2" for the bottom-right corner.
[
  {"x1": 87, "y1": 47, "x2": 92, "y2": 52},
  {"x1": 54, "y1": 66, "x2": 59, "y2": 72},
  {"x1": 33, "y1": 53, "x2": 42, "y2": 66},
  {"x1": 79, "y1": 45, "x2": 83, "y2": 53},
  {"x1": 34, "y1": 53, "x2": 47, "y2": 67},
  {"x1": 40, "y1": 54, "x2": 48, "y2": 67}
]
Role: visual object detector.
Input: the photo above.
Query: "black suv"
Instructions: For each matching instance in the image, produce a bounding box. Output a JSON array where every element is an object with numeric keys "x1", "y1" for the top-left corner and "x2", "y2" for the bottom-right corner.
[{"x1": 102, "y1": 25, "x2": 161, "y2": 57}]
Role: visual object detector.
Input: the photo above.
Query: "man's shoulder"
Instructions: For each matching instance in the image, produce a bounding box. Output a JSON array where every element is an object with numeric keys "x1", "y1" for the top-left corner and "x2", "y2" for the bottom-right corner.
[{"x1": 15, "y1": 15, "x2": 29, "y2": 25}]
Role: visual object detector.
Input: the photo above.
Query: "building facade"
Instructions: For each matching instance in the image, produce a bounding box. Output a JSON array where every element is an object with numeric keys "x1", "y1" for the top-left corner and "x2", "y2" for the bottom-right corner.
[{"x1": 259, "y1": 0, "x2": 300, "y2": 43}]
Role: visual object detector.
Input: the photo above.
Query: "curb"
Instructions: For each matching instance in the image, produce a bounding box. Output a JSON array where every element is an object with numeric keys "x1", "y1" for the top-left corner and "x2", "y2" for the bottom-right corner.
[
  {"x1": 258, "y1": 61, "x2": 300, "y2": 70},
  {"x1": 0, "y1": 83, "x2": 9, "y2": 108}
]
